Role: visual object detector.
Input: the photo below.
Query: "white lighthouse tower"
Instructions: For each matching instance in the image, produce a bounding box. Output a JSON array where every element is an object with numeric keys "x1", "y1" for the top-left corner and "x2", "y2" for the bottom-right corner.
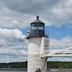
[{"x1": 27, "y1": 16, "x2": 48, "y2": 72}]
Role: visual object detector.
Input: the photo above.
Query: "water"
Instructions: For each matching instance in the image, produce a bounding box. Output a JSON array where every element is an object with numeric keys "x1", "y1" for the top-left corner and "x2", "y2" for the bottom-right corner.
[
  {"x1": 0, "y1": 71, "x2": 25, "y2": 72},
  {"x1": 48, "y1": 69, "x2": 72, "y2": 72},
  {"x1": 0, "y1": 69, "x2": 72, "y2": 72},
  {"x1": 0, "y1": 71, "x2": 26, "y2": 72}
]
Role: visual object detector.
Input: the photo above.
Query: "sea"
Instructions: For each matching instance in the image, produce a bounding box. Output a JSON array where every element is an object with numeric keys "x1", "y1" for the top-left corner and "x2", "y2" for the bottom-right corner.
[
  {"x1": 0, "y1": 69, "x2": 72, "y2": 72},
  {"x1": 0, "y1": 71, "x2": 25, "y2": 72}
]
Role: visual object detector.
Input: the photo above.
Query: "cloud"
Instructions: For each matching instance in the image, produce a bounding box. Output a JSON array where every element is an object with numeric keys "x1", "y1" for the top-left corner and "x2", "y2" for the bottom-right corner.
[
  {"x1": 0, "y1": 10, "x2": 34, "y2": 28},
  {"x1": 48, "y1": 36, "x2": 72, "y2": 61},
  {"x1": 0, "y1": 28, "x2": 72, "y2": 62},
  {"x1": 45, "y1": 0, "x2": 72, "y2": 25},
  {"x1": 49, "y1": 36, "x2": 72, "y2": 49},
  {"x1": 0, "y1": 0, "x2": 72, "y2": 26},
  {"x1": 0, "y1": 0, "x2": 72, "y2": 28},
  {"x1": 49, "y1": 57, "x2": 72, "y2": 62},
  {"x1": 0, "y1": 1, "x2": 35, "y2": 28},
  {"x1": 0, "y1": 0, "x2": 72, "y2": 62},
  {"x1": 0, "y1": 28, "x2": 27, "y2": 62}
]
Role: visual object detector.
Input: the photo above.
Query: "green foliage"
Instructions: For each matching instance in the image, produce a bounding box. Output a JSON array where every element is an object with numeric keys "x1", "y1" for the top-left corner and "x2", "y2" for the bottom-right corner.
[
  {"x1": 0, "y1": 61, "x2": 27, "y2": 68},
  {"x1": 0, "y1": 61, "x2": 72, "y2": 69},
  {"x1": 47, "y1": 61, "x2": 72, "y2": 69}
]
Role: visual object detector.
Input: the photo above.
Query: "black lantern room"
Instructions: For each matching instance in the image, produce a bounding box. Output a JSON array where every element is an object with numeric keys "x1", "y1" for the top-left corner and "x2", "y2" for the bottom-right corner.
[
  {"x1": 31, "y1": 16, "x2": 45, "y2": 37},
  {"x1": 26, "y1": 16, "x2": 47, "y2": 39}
]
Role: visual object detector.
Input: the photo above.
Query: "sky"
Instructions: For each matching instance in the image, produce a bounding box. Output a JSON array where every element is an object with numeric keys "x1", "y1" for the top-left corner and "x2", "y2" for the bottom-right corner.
[{"x1": 0, "y1": 0, "x2": 72, "y2": 63}]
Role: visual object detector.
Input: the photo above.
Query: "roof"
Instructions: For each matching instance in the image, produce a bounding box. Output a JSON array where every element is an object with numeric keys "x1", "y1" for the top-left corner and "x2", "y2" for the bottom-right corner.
[{"x1": 31, "y1": 16, "x2": 44, "y2": 24}]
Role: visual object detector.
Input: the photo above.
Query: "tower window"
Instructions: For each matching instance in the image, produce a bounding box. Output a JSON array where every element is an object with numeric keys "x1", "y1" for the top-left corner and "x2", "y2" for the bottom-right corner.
[
  {"x1": 32, "y1": 27, "x2": 37, "y2": 30},
  {"x1": 38, "y1": 27, "x2": 43, "y2": 30},
  {"x1": 31, "y1": 26, "x2": 43, "y2": 30}
]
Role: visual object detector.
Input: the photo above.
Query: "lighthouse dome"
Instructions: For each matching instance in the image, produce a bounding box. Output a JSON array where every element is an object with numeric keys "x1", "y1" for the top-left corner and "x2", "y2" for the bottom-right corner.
[
  {"x1": 30, "y1": 16, "x2": 45, "y2": 37},
  {"x1": 31, "y1": 16, "x2": 44, "y2": 24}
]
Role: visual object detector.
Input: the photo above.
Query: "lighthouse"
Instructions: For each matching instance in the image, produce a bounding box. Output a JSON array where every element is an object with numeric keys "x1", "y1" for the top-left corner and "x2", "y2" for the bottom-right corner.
[{"x1": 27, "y1": 16, "x2": 48, "y2": 72}]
